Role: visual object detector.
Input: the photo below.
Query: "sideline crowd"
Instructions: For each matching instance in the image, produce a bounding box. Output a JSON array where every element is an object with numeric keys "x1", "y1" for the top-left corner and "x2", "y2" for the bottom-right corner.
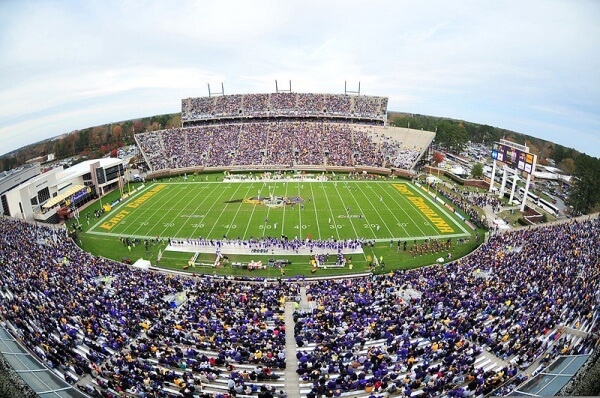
[
  {"x1": 0, "y1": 215, "x2": 598, "y2": 398},
  {"x1": 294, "y1": 216, "x2": 600, "y2": 397}
]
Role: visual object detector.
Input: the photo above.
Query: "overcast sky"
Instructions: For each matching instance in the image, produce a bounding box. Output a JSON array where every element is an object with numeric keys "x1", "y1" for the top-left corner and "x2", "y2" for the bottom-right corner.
[{"x1": 1, "y1": 0, "x2": 599, "y2": 158}]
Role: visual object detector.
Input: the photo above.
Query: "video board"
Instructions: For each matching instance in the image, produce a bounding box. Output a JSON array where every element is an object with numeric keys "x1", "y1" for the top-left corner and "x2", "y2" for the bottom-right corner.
[{"x1": 491, "y1": 142, "x2": 536, "y2": 174}]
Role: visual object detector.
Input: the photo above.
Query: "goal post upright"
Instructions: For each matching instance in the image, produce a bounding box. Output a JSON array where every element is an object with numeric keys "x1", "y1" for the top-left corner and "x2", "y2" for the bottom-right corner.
[
  {"x1": 275, "y1": 80, "x2": 292, "y2": 93},
  {"x1": 345, "y1": 81, "x2": 361, "y2": 96},
  {"x1": 207, "y1": 82, "x2": 225, "y2": 97}
]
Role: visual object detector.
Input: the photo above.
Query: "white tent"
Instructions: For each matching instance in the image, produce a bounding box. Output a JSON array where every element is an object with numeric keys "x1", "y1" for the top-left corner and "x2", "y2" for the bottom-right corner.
[
  {"x1": 426, "y1": 176, "x2": 442, "y2": 184},
  {"x1": 450, "y1": 166, "x2": 467, "y2": 176},
  {"x1": 493, "y1": 218, "x2": 511, "y2": 230},
  {"x1": 132, "y1": 258, "x2": 151, "y2": 270}
]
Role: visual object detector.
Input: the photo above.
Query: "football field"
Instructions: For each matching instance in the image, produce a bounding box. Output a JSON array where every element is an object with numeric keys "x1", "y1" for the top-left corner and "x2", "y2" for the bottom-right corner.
[{"x1": 88, "y1": 179, "x2": 470, "y2": 242}]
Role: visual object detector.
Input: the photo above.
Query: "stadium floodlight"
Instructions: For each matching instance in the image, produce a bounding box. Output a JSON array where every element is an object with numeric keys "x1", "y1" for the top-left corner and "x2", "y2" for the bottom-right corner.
[{"x1": 345, "y1": 81, "x2": 361, "y2": 96}]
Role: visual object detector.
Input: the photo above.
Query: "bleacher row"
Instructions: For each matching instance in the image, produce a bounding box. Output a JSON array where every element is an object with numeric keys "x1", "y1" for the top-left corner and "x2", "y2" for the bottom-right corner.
[
  {"x1": 0, "y1": 214, "x2": 599, "y2": 398},
  {"x1": 135, "y1": 122, "x2": 431, "y2": 172},
  {"x1": 295, "y1": 336, "x2": 502, "y2": 397},
  {"x1": 292, "y1": 216, "x2": 600, "y2": 397},
  {"x1": 181, "y1": 93, "x2": 388, "y2": 122}
]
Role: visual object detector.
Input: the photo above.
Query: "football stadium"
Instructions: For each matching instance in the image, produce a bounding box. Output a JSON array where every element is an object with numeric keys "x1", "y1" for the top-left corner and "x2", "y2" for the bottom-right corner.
[{"x1": 0, "y1": 91, "x2": 599, "y2": 398}]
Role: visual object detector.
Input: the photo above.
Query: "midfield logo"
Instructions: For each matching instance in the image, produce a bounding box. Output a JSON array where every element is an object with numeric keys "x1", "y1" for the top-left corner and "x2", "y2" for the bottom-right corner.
[{"x1": 223, "y1": 196, "x2": 304, "y2": 208}]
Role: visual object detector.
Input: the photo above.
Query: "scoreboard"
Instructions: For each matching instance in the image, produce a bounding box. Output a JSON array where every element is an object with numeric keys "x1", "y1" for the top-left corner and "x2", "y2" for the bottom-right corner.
[{"x1": 491, "y1": 142, "x2": 536, "y2": 174}]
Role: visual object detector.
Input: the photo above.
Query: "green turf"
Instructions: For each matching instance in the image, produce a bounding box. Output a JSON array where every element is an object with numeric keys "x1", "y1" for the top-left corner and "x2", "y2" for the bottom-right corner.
[
  {"x1": 88, "y1": 180, "x2": 469, "y2": 241},
  {"x1": 78, "y1": 176, "x2": 481, "y2": 275}
]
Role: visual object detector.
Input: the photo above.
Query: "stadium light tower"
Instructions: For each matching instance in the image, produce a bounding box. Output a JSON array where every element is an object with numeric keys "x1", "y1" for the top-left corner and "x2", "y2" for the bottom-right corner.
[
  {"x1": 345, "y1": 81, "x2": 361, "y2": 96},
  {"x1": 207, "y1": 82, "x2": 225, "y2": 97},
  {"x1": 275, "y1": 80, "x2": 292, "y2": 93}
]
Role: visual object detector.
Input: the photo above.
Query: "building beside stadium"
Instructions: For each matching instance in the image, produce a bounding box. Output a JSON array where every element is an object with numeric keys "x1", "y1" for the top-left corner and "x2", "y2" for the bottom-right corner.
[{"x1": 0, "y1": 158, "x2": 124, "y2": 223}]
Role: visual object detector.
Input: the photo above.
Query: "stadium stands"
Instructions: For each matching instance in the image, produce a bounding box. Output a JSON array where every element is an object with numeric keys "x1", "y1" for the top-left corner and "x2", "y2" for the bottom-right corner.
[
  {"x1": 0, "y1": 214, "x2": 598, "y2": 397},
  {"x1": 138, "y1": 92, "x2": 434, "y2": 175},
  {"x1": 2, "y1": 91, "x2": 598, "y2": 398},
  {"x1": 136, "y1": 123, "x2": 432, "y2": 172},
  {"x1": 0, "y1": 217, "x2": 298, "y2": 397},
  {"x1": 293, "y1": 216, "x2": 600, "y2": 397},
  {"x1": 181, "y1": 94, "x2": 387, "y2": 124}
]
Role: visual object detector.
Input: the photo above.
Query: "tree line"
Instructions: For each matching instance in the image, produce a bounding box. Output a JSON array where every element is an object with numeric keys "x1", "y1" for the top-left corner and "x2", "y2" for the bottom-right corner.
[
  {"x1": 0, "y1": 114, "x2": 180, "y2": 172},
  {"x1": 0, "y1": 112, "x2": 598, "y2": 214},
  {"x1": 389, "y1": 113, "x2": 600, "y2": 214}
]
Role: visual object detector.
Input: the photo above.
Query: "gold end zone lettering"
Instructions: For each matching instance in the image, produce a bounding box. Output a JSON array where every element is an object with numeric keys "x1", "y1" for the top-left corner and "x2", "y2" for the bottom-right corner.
[
  {"x1": 126, "y1": 184, "x2": 167, "y2": 209},
  {"x1": 403, "y1": 189, "x2": 455, "y2": 233},
  {"x1": 100, "y1": 222, "x2": 114, "y2": 231},
  {"x1": 392, "y1": 183, "x2": 413, "y2": 196},
  {"x1": 101, "y1": 184, "x2": 167, "y2": 230},
  {"x1": 99, "y1": 209, "x2": 130, "y2": 231}
]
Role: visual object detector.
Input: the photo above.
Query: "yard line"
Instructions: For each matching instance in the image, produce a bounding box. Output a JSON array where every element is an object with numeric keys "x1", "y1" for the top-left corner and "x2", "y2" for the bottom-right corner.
[
  {"x1": 339, "y1": 181, "x2": 378, "y2": 238},
  {"x1": 88, "y1": 184, "x2": 156, "y2": 232},
  {"x1": 280, "y1": 181, "x2": 290, "y2": 236},
  {"x1": 129, "y1": 183, "x2": 200, "y2": 237},
  {"x1": 242, "y1": 182, "x2": 267, "y2": 239},
  {"x1": 353, "y1": 182, "x2": 395, "y2": 238},
  {"x1": 261, "y1": 183, "x2": 277, "y2": 238},
  {"x1": 173, "y1": 184, "x2": 224, "y2": 238},
  {"x1": 227, "y1": 183, "x2": 259, "y2": 238},
  {"x1": 385, "y1": 182, "x2": 431, "y2": 237},
  {"x1": 386, "y1": 182, "x2": 471, "y2": 239},
  {"x1": 152, "y1": 184, "x2": 218, "y2": 238},
  {"x1": 332, "y1": 181, "x2": 361, "y2": 238},
  {"x1": 166, "y1": 184, "x2": 221, "y2": 238},
  {"x1": 410, "y1": 183, "x2": 471, "y2": 235},
  {"x1": 296, "y1": 183, "x2": 303, "y2": 240},
  {"x1": 308, "y1": 182, "x2": 322, "y2": 240},
  {"x1": 227, "y1": 182, "x2": 254, "y2": 239},
  {"x1": 109, "y1": 185, "x2": 173, "y2": 235},
  {"x1": 188, "y1": 184, "x2": 224, "y2": 237},
  {"x1": 319, "y1": 182, "x2": 341, "y2": 241},
  {"x1": 377, "y1": 183, "x2": 410, "y2": 237},
  {"x1": 204, "y1": 183, "x2": 242, "y2": 238}
]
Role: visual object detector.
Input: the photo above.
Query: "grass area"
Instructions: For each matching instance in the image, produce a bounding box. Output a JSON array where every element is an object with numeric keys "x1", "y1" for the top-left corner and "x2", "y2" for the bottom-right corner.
[
  {"x1": 496, "y1": 209, "x2": 522, "y2": 227},
  {"x1": 77, "y1": 175, "x2": 482, "y2": 276}
]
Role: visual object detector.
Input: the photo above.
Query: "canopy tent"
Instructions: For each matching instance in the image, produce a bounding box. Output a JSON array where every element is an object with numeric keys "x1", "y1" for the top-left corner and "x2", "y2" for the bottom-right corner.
[
  {"x1": 43, "y1": 185, "x2": 86, "y2": 209},
  {"x1": 132, "y1": 258, "x2": 151, "y2": 270}
]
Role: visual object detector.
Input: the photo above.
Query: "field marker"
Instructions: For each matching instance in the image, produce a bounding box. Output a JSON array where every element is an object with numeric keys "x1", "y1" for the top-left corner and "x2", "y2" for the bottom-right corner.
[{"x1": 332, "y1": 180, "x2": 361, "y2": 238}]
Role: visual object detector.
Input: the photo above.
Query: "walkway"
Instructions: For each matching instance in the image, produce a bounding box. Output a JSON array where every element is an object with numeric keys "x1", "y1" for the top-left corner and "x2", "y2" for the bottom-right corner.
[{"x1": 283, "y1": 285, "x2": 310, "y2": 398}]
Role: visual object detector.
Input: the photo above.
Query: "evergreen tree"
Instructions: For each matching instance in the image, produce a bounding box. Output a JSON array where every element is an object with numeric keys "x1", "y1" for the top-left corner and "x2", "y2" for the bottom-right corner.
[{"x1": 567, "y1": 154, "x2": 600, "y2": 214}]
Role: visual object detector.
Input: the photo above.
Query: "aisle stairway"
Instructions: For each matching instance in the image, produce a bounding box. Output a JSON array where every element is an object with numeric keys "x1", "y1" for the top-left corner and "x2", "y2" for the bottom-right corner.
[{"x1": 282, "y1": 285, "x2": 311, "y2": 398}]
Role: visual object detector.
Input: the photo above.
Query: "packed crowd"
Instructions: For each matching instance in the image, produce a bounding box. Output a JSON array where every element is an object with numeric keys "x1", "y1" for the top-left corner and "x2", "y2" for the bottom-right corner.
[
  {"x1": 294, "y1": 216, "x2": 600, "y2": 397},
  {"x1": 2, "y1": 213, "x2": 598, "y2": 398},
  {"x1": 94, "y1": 278, "x2": 294, "y2": 397},
  {"x1": 135, "y1": 122, "x2": 424, "y2": 171},
  {"x1": 181, "y1": 93, "x2": 387, "y2": 122},
  {"x1": 434, "y1": 185, "x2": 497, "y2": 230},
  {"x1": 215, "y1": 95, "x2": 244, "y2": 118},
  {"x1": 0, "y1": 217, "x2": 296, "y2": 398},
  {"x1": 0, "y1": 218, "x2": 192, "y2": 390}
]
